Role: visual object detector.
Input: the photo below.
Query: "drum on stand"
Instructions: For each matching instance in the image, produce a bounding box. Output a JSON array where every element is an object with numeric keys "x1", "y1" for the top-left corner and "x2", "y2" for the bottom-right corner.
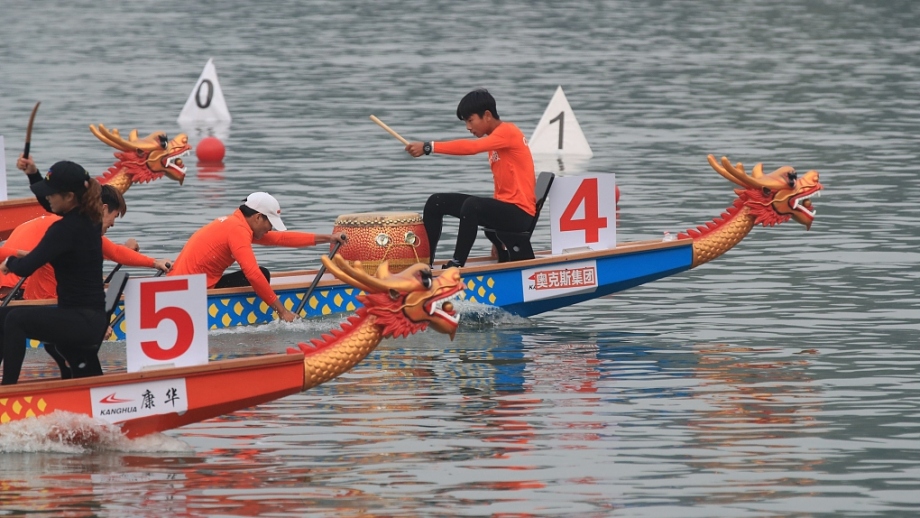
[{"x1": 332, "y1": 212, "x2": 430, "y2": 274}]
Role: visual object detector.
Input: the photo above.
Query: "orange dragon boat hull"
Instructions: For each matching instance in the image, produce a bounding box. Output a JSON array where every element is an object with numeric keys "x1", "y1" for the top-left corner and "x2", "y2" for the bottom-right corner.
[
  {"x1": 0, "y1": 198, "x2": 48, "y2": 240},
  {"x1": 0, "y1": 354, "x2": 305, "y2": 438}
]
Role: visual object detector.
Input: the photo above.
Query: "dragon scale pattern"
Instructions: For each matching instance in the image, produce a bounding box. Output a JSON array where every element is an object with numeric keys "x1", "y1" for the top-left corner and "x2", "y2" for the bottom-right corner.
[
  {"x1": 682, "y1": 202, "x2": 756, "y2": 268},
  {"x1": 300, "y1": 309, "x2": 383, "y2": 390}
]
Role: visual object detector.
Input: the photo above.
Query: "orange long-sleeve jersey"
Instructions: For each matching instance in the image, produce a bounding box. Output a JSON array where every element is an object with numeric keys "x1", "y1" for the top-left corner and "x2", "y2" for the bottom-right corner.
[
  {"x1": 433, "y1": 122, "x2": 536, "y2": 216},
  {"x1": 0, "y1": 214, "x2": 54, "y2": 289},
  {"x1": 0, "y1": 214, "x2": 158, "y2": 300},
  {"x1": 167, "y1": 209, "x2": 317, "y2": 306}
]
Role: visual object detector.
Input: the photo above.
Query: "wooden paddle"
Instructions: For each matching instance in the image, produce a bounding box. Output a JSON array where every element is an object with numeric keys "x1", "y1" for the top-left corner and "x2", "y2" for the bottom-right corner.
[
  {"x1": 0, "y1": 276, "x2": 27, "y2": 308},
  {"x1": 370, "y1": 115, "x2": 410, "y2": 146},
  {"x1": 23, "y1": 102, "x2": 40, "y2": 159},
  {"x1": 294, "y1": 240, "x2": 344, "y2": 318}
]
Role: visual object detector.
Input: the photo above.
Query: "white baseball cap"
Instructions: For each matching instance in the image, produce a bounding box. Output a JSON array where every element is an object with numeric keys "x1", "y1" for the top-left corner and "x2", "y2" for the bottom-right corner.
[{"x1": 243, "y1": 192, "x2": 286, "y2": 231}]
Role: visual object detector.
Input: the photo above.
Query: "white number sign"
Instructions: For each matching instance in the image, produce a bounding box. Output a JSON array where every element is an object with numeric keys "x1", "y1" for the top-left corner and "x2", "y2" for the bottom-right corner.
[
  {"x1": 124, "y1": 274, "x2": 209, "y2": 372},
  {"x1": 549, "y1": 173, "x2": 617, "y2": 255}
]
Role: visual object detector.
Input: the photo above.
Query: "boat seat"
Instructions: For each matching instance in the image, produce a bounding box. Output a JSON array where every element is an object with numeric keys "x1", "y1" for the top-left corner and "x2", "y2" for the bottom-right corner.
[
  {"x1": 483, "y1": 172, "x2": 555, "y2": 263},
  {"x1": 47, "y1": 271, "x2": 130, "y2": 380}
]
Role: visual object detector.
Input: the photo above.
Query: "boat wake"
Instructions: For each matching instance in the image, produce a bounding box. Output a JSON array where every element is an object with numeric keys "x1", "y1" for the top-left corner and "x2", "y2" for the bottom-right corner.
[
  {"x1": 451, "y1": 298, "x2": 531, "y2": 329},
  {"x1": 209, "y1": 315, "x2": 344, "y2": 336},
  {"x1": 0, "y1": 411, "x2": 192, "y2": 454},
  {"x1": 207, "y1": 298, "x2": 529, "y2": 337}
]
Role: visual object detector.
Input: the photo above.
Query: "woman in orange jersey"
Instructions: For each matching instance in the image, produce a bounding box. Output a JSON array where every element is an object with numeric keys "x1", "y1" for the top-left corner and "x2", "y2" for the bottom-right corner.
[
  {"x1": 168, "y1": 192, "x2": 346, "y2": 322},
  {"x1": 405, "y1": 89, "x2": 536, "y2": 268},
  {"x1": 0, "y1": 185, "x2": 171, "y2": 301}
]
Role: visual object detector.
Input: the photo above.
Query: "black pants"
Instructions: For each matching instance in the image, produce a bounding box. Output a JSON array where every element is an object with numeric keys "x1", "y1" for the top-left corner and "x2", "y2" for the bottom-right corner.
[
  {"x1": 0, "y1": 306, "x2": 107, "y2": 385},
  {"x1": 214, "y1": 267, "x2": 271, "y2": 289},
  {"x1": 423, "y1": 193, "x2": 533, "y2": 265}
]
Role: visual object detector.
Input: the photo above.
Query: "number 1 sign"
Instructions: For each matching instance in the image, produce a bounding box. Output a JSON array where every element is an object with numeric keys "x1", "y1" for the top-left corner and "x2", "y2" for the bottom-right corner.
[
  {"x1": 124, "y1": 274, "x2": 209, "y2": 372},
  {"x1": 548, "y1": 173, "x2": 617, "y2": 254}
]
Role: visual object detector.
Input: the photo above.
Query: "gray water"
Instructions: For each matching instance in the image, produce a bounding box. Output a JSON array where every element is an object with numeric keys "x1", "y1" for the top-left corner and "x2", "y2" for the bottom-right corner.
[{"x1": 1, "y1": 0, "x2": 919, "y2": 516}]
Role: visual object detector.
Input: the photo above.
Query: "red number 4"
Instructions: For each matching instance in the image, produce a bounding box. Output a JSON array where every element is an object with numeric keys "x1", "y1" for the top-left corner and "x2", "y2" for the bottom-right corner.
[
  {"x1": 140, "y1": 279, "x2": 195, "y2": 360},
  {"x1": 559, "y1": 178, "x2": 608, "y2": 243}
]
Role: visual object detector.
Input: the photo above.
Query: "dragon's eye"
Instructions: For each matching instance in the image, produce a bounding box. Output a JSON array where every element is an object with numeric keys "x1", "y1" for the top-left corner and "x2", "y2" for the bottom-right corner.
[
  {"x1": 158, "y1": 135, "x2": 168, "y2": 148},
  {"x1": 762, "y1": 187, "x2": 771, "y2": 196},
  {"x1": 420, "y1": 269, "x2": 432, "y2": 289},
  {"x1": 787, "y1": 171, "x2": 797, "y2": 188}
]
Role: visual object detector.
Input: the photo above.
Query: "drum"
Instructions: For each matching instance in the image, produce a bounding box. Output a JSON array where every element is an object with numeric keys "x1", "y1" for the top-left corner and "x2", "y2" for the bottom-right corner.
[{"x1": 332, "y1": 212, "x2": 430, "y2": 274}]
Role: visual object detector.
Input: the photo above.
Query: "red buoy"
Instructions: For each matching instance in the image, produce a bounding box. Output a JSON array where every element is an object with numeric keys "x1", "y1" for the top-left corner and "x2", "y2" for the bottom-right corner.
[{"x1": 196, "y1": 136, "x2": 225, "y2": 163}]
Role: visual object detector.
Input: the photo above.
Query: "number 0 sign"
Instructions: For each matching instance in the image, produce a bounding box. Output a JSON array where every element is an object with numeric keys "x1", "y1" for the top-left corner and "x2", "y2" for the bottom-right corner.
[
  {"x1": 549, "y1": 173, "x2": 617, "y2": 254},
  {"x1": 124, "y1": 274, "x2": 209, "y2": 372}
]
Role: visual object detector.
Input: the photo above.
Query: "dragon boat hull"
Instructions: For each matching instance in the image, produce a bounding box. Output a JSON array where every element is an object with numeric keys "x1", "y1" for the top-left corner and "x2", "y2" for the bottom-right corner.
[
  {"x1": 1, "y1": 255, "x2": 464, "y2": 439},
  {"x1": 0, "y1": 198, "x2": 49, "y2": 240},
  {"x1": 0, "y1": 353, "x2": 305, "y2": 438},
  {"x1": 97, "y1": 238, "x2": 691, "y2": 339}
]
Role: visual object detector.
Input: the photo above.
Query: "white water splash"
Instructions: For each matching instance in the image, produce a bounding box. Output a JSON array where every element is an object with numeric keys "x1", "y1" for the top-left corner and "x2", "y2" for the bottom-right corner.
[
  {"x1": 208, "y1": 314, "x2": 348, "y2": 336},
  {"x1": 0, "y1": 411, "x2": 192, "y2": 454},
  {"x1": 451, "y1": 298, "x2": 531, "y2": 328}
]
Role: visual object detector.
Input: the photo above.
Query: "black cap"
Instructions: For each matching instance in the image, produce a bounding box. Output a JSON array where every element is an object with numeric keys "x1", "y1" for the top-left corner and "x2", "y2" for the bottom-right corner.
[{"x1": 31, "y1": 161, "x2": 91, "y2": 198}]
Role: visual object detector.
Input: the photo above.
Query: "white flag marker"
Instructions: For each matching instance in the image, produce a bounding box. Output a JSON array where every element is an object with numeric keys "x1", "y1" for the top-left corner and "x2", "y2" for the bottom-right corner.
[
  {"x1": 177, "y1": 58, "x2": 232, "y2": 124},
  {"x1": 529, "y1": 86, "x2": 592, "y2": 157}
]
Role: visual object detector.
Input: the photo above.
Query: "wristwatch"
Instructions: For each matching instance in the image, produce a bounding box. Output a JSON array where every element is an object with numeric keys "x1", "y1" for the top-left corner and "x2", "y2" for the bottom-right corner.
[{"x1": 423, "y1": 141, "x2": 433, "y2": 155}]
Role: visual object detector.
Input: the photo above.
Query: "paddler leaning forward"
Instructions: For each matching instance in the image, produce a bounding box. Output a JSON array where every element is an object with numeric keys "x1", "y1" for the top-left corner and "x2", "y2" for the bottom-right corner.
[
  {"x1": 167, "y1": 192, "x2": 346, "y2": 322},
  {"x1": 0, "y1": 182, "x2": 172, "y2": 301},
  {"x1": 0, "y1": 160, "x2": 106, "y2": 385}
]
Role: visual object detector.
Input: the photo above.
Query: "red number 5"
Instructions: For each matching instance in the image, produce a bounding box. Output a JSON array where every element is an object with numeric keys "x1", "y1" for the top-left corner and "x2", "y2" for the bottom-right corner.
[
  {"x1": 559, "y1": 178, "x2": 608, "y2": 243},
  {"x1": 140, "y1": 279, "x2": 195, "y2": 360}
]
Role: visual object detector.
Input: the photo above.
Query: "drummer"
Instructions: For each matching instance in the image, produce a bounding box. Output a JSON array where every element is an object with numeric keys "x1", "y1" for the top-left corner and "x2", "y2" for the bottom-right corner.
[
  {"x1": 405, "y1": 88, "x2": 536, "y2": 268},
  {"x1": 0, "y1": 184, "x2": 172, "y2": 300},
  {"x1": 168, "y1": 192, "x2": 346, "y2": 322}
]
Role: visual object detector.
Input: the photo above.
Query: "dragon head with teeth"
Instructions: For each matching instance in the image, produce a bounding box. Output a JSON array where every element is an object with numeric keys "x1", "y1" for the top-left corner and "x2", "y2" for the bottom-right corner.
[
  {"x1": 679, "y1": 155, "x2": 825, "y2": 268},
  {"x1": 321, "y1": 255, "x2": 463, "y2": 339},
  {"x1": 288, "y1": 256, "x2": 463, "y2": 391},
  {"x1": 707, "y1": 155, "x2": 823, "y2": 230},
  {"x1": 90, "y1": 124, "x2": 191, "y2": 193}
]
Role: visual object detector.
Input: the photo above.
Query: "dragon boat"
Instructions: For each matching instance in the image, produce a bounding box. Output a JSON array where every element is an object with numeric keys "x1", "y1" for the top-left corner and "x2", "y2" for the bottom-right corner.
[
  {"x1": 19, "y1": 153, "x2": 823, "y2": 342},
  {"x1": 0, "y1": 124, "x2": 189, "y2": 239},
  {"x1": 0, "y1": 258, "x2": 463, "y2": 438}
]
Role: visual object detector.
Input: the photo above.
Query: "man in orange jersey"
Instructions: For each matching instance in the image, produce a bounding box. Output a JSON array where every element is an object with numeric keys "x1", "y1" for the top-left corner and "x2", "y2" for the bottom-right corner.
[
  {"x1": 405, "y1": 89, "x2": 536, "y2": 268},
  {"x1": 167, "y1": 192, "x2": 346, "y2": 323},
  {"x1": 0, "y1": 185, "x2": 171, "y2": 300}
]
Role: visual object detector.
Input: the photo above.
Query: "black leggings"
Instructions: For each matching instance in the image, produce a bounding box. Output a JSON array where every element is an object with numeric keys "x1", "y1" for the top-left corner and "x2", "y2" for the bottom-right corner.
[
  {"x1": 213, "y1": 267, "x2": 271, "y2": 289},
  {"x1": 423, "y1": 193, "x2": 534, "y2": 265},
  {"x1": 0, "y1": 306, "x2": 107, "y2": 385}
]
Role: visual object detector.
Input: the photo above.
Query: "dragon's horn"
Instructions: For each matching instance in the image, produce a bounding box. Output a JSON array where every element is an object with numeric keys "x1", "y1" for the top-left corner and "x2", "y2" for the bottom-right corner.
[
  {"x1": 321, "y1": 255, "x2": 390, "y2": 293},
  {"x1": 128, "y1": 129, "x2": 139, "y2": 141},
  {"x1": 707, "y1": 154, "x2": 759, "y2": 188},
  {"x1": 89, "y1": 124, "x2": 134, "y2": 151},
  {"x1": 752, "y1": 163, "x2": 764, "y2": 178}
]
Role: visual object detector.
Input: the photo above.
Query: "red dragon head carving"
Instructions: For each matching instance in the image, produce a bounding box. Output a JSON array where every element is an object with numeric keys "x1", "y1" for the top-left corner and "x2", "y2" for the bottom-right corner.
[
  {"x1": 321, "y1": 255, "x2": 463, "y2": 339},
  {"x1": 90, "y1": 124, "x2": 191, "y2": 190},
  {"x1": 707, "y1": 155, "x2": 823, "y2": 229}
]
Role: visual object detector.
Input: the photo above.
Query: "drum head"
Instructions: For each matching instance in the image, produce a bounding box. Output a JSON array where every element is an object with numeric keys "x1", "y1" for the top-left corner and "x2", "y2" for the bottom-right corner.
[{"x1": 334, "y1": 212, "x2": 422, "y2": 226}]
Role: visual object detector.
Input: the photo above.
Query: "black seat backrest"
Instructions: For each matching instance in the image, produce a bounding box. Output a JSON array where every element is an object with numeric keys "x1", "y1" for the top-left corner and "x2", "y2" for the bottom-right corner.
[
  {"x1": 105, "y1": 270, "x2": 129, "y2": 318},
  {"x1": 526, "y1": 172, "x2": 555, "y2": 234}
]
